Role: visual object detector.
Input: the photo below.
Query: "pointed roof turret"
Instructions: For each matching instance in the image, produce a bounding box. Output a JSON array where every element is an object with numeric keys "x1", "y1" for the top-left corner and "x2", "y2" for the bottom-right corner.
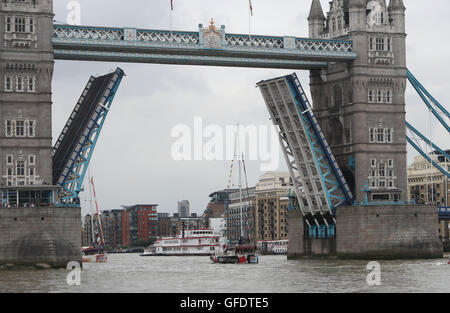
[
  {"x1": 388, "y1": 0, "x2": 405, "y2": 10},
  {"x1": 308, "y1": 0, "x2": 325, "y2": 20}
]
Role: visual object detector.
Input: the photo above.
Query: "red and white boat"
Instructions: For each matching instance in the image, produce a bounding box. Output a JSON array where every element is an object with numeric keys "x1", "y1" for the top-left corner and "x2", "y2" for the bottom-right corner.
[{"x1": 140, "y1": 229, "x2": 221, "y2": 256}]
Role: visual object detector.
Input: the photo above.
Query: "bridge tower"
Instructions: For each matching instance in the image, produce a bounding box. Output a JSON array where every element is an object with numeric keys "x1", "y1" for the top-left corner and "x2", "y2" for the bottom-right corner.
[
  {"x1": 308, "y1": 0, "x2": 407, "y2": 203},
  {"x1": 0, "y1": 1, "x2": 82, "y2": 269},
  {"x1": 0, "y1": 0, "x2": 54, "y2": 188}
]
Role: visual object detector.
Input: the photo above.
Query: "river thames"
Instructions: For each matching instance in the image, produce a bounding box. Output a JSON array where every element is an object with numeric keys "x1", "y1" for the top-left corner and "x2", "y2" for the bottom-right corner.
[{"x1": 0, "y1": 254, "x2": 449, "y2": 293}]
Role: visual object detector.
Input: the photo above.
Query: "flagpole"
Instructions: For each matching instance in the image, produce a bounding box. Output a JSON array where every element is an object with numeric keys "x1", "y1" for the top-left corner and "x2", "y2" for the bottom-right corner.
[
  {"x1": 248, "y1": 1, "x2": 252, "y2": 41},
  {"x1": 170, "y1": 0, "x2": 174, "y2": 43},
  {"x1": 170, "y1": 7, "x2": 173, "y2": 42}
]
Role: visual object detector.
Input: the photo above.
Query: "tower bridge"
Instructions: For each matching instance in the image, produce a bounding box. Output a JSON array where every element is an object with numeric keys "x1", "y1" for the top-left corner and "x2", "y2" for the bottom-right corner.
[{"x1": 0, "y1": 0, "x2": 446, "y2": 267}]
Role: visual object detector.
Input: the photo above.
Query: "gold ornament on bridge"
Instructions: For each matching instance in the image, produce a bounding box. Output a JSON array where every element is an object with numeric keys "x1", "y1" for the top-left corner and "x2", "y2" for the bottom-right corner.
[{"x1": 202, "y1": 18, "x2": 222, "y2": 49}]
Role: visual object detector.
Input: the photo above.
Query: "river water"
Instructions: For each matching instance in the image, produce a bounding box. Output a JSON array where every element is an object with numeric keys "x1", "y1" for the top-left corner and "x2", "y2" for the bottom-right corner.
[{"x1": 0, "y1": 254, "x2": 449, "y2": 293}]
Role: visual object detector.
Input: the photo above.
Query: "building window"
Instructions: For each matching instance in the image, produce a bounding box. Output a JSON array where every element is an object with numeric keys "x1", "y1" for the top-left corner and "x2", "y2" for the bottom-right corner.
[
  {"x1": 388, "y1": 159, "x2": 394, "y2": 168},
  {"x1": 28, "y1": 76, "x2": 35, "y2": 92},
  {"x1": 368, "y1": 89, "x2": 375, "y2": 103},
  {"x1": 369, "y1": 37, "x2": 374, "y2": 51},
  {"x1": 28, "y1": 121, "x2": 35, "y2": 137},
  {"x1": 385, "y1": 90, "x2": 392, "y2": 103},
  {"x1": 333, "y1": 85, "x2": 342, "y2": 107},
  {"x1": 17, "y1": 76, "x2": 24, "y2": 92},
  {"x1": 377, "y1": 128, "x2": 384, "y2": 143},
  {"x1": 5, "y1": 120, "x2": 13, "y2": 137},
  {"x1": 378, "y1": 12, "x2": 385, "y2": 25},
  {"x1": 6, "y1": 17, "x2": 11, "y2": 32},
  {"x1": 15, "y1": 18, "x2": 26, "y2": 33},
  {"x1": 379, "y1": 164, "x2": 386, "y2": 177},
  {"x1": 387, "y1": 38, "x2": 392, "y2": 51},
  {"x1": 370, "y1": 127, "x2": 393, "y2": 144},
  {"x1": 370, "y1": 159, "x2": 376, "y2": 168},
  {"x1": 16, "y1": 121, "x2": 25, "y2": 137},
  {"x1": 345, "y1": 120, "x2": 352, "y2": 144},
  {"x1": 369, "y1": 128, "x2": 376, "y2": 143},
  {"x1": 5, "y1": 76, "x2": 12, "y2": 91},
  {"x1": 29, "y1": 155, "x2": 35, "y2": 166},
  {"x1": 384, "y1": 128, "x2": 393, "y2": 143},
  {"x1": 6, "y1": 155, "x2": 13, "y2": 165},
  {"x1": 377, "y1": 90, "x2": 383, "y2": 103},
  {"x1": 16, "y1": 161, "x2": 25, "y2": 176},
  {"x1": 29, "y1": 18, "x2": 34, "y2": 33},
  {"x1": 376, "y1": 37, "x2": 385, "y2": 51},
  {"x1": 29, "y1": 168, "x2": 35, "y2": 176}
]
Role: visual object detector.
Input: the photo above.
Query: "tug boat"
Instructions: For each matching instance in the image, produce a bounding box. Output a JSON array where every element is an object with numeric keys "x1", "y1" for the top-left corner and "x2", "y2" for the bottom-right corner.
[
  {"x1": 82, "y1": 246, "x2": 108, "y2": 263},
  {"x1": 210, "y1": 244, "x2": 259, "y2": 264},
  {"x1": 140, "y1": 229, "x2": 221, "y2": 256}
]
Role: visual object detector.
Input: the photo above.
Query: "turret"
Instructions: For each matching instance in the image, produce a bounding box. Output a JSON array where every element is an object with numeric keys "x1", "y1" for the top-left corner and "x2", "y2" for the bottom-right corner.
[
  {"x1": 308, "y1": 0, "x2": 325, "y2": 38},
  {"x1": 388, "y1": 0, "x2": 406, "y2": 33},
  {"x1": 348, "y1": 0, "x2": 366, "y2": 31}
]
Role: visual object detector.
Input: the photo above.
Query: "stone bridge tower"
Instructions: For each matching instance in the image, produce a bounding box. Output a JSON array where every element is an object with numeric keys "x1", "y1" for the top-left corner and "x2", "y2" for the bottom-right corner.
[
  {"x1": 308, "y1": 0, "x2": 407, "y2": 203},
  {"x1": 0, "y1": 1, "x2": 81, "y2": 269},
  {"x1": 0, "y1": 0, "x2": 54, "y2": 188}
]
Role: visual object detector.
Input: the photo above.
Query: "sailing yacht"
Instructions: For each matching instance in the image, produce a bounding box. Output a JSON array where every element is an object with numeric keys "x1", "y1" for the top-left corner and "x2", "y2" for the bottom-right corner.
[
  {"x1": 210, "y1": 124, "x2": 258, "y2": 264},
  {"x1": 82, "y1": 169, "x2": 108, "y2": 263}
]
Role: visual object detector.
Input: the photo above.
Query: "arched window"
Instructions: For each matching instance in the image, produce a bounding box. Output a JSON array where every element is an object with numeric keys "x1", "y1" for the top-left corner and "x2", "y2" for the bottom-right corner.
[{"x1": 332, "y1": 85, "x2": 342, "y2": 107}]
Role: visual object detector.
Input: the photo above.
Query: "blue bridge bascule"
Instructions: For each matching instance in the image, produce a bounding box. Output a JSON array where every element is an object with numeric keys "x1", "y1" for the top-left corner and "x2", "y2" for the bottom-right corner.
[
  {"x1": 257, "y1": 73, "x2": 354, "y2": 236},
  {"x1": 52, "y1": 68, "x2": 125, "y2": 204}
]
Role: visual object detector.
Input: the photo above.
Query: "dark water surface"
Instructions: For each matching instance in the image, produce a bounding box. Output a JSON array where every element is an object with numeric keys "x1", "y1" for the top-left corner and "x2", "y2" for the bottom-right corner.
[{"x1": 0, "y1": 254, "x2": 449, "y2": 293}]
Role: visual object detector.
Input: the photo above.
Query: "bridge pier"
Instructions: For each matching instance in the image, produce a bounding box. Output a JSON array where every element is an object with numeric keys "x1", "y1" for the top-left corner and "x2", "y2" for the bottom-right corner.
[
  {"x1": 0, "y1": 206, "x2": 81, "y2": 269},
  {"x1": 440, "y1": 220, "x2": 450, "y2": 252},
  {"x1": 288, "y1": 205, "x2": 443, "y2": 260}
]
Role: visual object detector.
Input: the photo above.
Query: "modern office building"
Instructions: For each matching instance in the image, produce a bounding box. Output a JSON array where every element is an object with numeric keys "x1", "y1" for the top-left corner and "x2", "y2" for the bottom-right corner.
[
  {"x1": 178, "y1": 200, "x2": 190, "y2": 218},
  {"x1": 203, "y1": 189, "x2": 239, "y2": 228}
]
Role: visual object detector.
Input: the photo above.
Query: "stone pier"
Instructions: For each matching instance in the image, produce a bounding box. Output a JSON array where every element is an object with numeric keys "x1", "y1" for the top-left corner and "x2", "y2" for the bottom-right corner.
[
  {"x1": 288, "y1": 205, "x2": 443, "y2": 260},
  {"x1": 0, "y1": 207, "x2": 82, "y2": 269}
]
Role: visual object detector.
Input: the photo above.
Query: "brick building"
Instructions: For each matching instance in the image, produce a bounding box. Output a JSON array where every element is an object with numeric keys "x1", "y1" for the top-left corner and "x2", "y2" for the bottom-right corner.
[{"x1": 121, "y1": 204, "x2": 158, "y2": 245}]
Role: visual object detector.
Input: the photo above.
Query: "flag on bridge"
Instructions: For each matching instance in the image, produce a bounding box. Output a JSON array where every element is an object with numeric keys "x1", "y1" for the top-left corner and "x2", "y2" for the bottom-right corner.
[
  {"x1": 171, "y1": 0, "x2": 174, "y2": 11},
  {"x1": 249, "y1": 0, "x2": 253, "y2": 16}
]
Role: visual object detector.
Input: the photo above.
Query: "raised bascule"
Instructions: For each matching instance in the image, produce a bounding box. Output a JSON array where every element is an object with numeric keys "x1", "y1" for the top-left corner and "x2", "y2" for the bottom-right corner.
[{"x1": 0, "y1": 0, "x2": 447, "y2": 267}]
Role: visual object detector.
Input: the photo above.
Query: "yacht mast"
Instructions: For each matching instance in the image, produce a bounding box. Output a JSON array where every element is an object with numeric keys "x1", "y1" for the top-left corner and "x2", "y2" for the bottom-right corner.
[
  {"x1": 88, "y1": 167, "x2": 95, "y2": 245},
  {"x1": 237, "y1": 124, "x2": 243, "y2": 241}
]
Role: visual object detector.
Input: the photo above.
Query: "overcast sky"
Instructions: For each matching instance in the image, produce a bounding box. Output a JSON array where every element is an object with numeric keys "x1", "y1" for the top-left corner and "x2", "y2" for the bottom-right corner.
[{"x1": 51, "y1": 0, "x2": 450, "y2": 216}]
